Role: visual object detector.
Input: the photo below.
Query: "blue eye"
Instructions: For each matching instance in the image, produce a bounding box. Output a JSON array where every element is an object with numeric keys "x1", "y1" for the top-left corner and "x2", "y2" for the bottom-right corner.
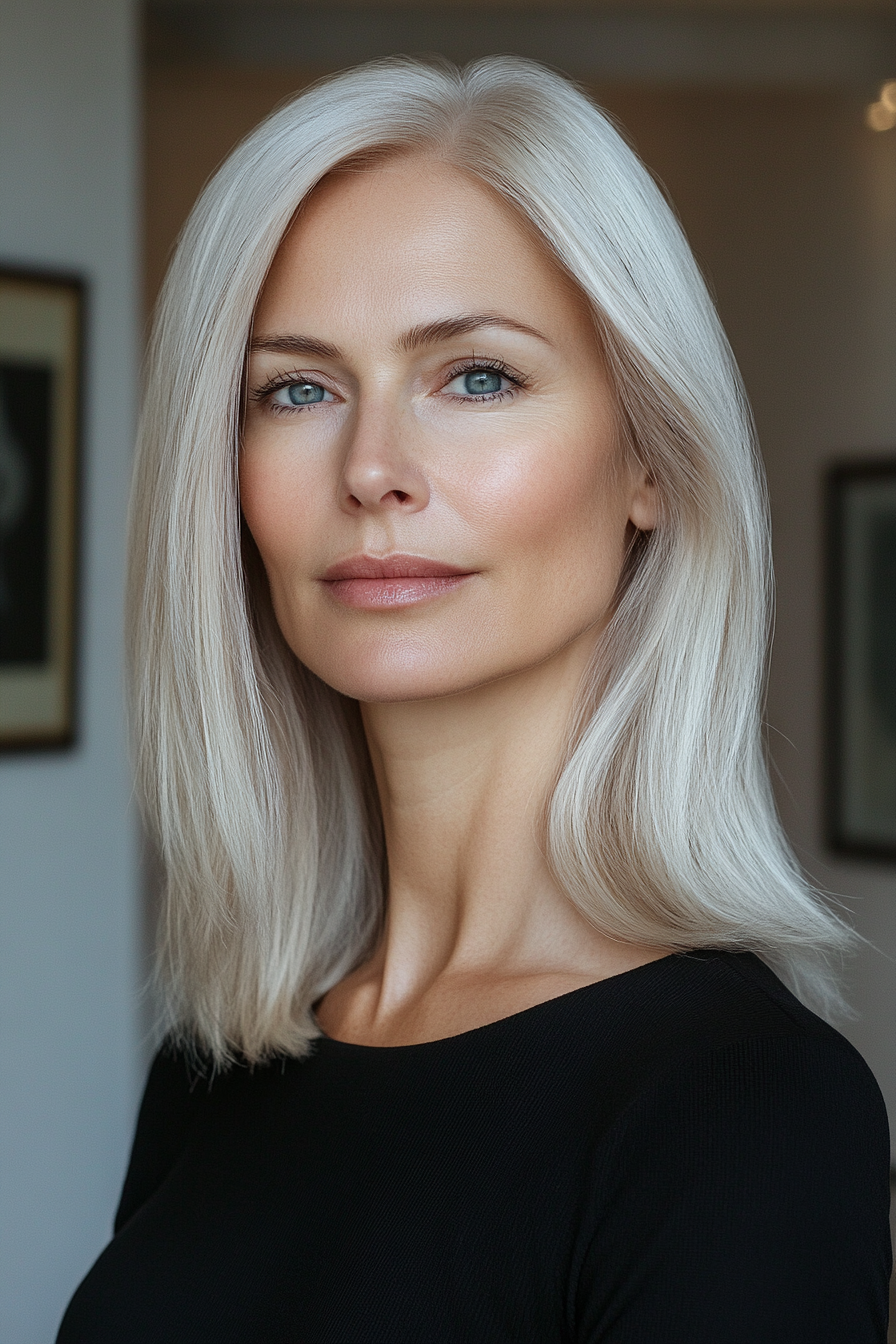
[
  {"x1": 463, "y1": 369, "x2": 503, "y2": 396},
  {"x1": 266, "y1": 379, "x2": 334, "y2": 411},
  {"x1": 444, "y1": 366, "x2": 514, "y2": 400},
  {"x1": 287, "y1": 381, "x2": 326, "y2": 405}
]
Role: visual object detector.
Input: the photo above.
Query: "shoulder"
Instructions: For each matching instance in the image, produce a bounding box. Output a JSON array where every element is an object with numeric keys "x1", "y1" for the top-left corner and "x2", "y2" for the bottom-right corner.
[
  {"x1": 606, "y1": 1025, "x2": 890, "y2": 1200},
  {"x1": 113, "y1": 1039, "x2": 212, "y2": 1233},
  {"x1": 571, "y1": 948, "x2": 884, "y2": 1098},
  {"x1": 510, "y1": 948, "x2": 889, "y2": 1155},
  {"x1": 567, "y1": 949, "x2": 891, "y2": 1229},
  {"x1": 570, "y1": 953, "x2": 892, "y2": 1342}
]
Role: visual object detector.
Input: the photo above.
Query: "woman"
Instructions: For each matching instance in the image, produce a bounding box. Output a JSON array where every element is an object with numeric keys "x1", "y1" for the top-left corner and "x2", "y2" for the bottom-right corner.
[{"x1": 58, "y1": 56, "x2": 890, "y2": 1342}]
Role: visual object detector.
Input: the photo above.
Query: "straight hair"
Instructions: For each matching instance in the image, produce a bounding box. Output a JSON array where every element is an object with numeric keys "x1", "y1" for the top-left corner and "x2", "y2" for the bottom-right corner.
[{"x1": 130, "y1": 55, "x2": 853, "y2": 1064}]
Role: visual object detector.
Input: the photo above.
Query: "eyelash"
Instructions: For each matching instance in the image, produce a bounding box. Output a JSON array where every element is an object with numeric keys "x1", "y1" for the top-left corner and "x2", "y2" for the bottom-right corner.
[
  {"x1": 442, "y1": 357, "x2": 528, "y2": 404},
  {"x1": 249, "y1": 370, "x2": 325, "y2": 416},
  {"x1": 249, "y1": 357, "x2": 529, "y2": 415}
]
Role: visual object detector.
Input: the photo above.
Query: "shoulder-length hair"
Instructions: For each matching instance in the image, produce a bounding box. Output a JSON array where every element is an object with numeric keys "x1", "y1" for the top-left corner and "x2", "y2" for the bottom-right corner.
[{"x1": 131, "y1": 55, "x2": 852, "y2": 1064}]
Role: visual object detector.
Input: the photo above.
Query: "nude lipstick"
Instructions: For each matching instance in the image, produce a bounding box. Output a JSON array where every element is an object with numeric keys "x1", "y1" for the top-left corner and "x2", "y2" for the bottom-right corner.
[{"x1": 321, "y1": 554, "x2": 475, "y2": 609}]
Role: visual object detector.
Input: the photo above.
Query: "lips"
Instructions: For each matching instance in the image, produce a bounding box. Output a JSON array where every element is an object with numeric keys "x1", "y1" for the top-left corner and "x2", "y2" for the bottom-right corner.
[
  {"x1": 320, "y1": 553, "x2": 475, "y2": 609},
  {"x1": 322, "y1": 554, "x2": 470, "y2": 582}
]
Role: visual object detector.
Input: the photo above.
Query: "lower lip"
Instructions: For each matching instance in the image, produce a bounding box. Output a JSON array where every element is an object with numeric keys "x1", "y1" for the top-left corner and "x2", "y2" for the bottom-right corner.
[{"x1": 323, "y1": 574, "x2": 472, "y2": 609}]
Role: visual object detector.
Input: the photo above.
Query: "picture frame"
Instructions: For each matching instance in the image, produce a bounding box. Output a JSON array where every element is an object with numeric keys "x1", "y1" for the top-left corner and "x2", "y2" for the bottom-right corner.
[
  {"x1": 0, "y1": 267, "x2": 83, "y2": 751},
  {"x1": 825, "y1": 460, "x2": 896, "y2": 860}
]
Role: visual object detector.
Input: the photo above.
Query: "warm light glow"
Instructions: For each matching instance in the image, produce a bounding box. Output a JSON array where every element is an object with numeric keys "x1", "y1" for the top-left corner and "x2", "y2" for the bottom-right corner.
[
  {"x1": 880, "y1": 81, "x2": 896, "y2": 114},
  {"x1": 866, "y1": 100, "x2": 896, "y2": 132}
]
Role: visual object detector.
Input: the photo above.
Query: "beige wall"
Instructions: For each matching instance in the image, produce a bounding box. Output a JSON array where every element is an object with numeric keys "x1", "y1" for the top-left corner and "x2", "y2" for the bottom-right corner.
[
  {"x1": 144, "y1": 62, "x2": 896, "y2": 1128},
  {"x1": 145, "y1": 63, "x2": 322, "y2": 311}
]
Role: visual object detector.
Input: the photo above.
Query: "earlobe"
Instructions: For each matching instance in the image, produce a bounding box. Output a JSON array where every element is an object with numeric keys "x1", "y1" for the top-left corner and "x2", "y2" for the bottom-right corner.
[{"x1": 628, "y1": 472, "x2": 658, "y2": 533}]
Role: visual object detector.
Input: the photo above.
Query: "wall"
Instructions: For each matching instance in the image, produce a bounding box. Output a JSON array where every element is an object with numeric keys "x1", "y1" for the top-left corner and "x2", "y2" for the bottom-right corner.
[
  {"x1": 0, "y1": 2, "x2": 141, "y2": 1341},
  {"x1": 145, "y1": 62, "x2": 317, "y2": 311}
]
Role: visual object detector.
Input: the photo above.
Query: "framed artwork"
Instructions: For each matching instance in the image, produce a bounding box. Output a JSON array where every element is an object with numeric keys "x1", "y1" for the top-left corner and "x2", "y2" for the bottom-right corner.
[
  {"x1": 0, "y1": 268, "x2": 83, "y2": 750},
  {"x1": 825, "y1": 461, "x2": 896, "y2": 860}
]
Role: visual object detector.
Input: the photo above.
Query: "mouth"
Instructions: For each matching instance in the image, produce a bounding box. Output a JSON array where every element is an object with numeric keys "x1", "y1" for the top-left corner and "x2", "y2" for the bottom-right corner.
[{"x1": 320, "y1": 553, "x2": 476, "y2": 609}]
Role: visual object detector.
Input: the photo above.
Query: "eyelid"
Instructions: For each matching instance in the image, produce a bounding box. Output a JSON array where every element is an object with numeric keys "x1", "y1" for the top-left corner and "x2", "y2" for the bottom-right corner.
[
  {"x1": 442, "y1": 356, "x2": 528, "y2": 388},
  {"x1": 249, "y1": 368, "x2": 340, "y2": 403},
  {"x1": 247, "y1": 357, "x2": 530, "y2": 403}
]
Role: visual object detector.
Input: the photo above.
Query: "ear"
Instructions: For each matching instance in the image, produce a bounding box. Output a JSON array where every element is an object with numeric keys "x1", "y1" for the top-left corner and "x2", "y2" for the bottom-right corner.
[{"x1": 628, "y1": 468, "x2": 658, "y2": 532}]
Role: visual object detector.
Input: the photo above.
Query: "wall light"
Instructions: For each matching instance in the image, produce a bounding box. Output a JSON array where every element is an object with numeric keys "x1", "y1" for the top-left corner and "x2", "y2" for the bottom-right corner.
[{"x1": 866, "y1": 80, "x2": 896, "y2": 131}]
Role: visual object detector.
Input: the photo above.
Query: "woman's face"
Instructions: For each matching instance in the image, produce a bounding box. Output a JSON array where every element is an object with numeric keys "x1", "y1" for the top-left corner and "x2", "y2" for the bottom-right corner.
[{"x1": 241, "y1": 155, "x2": 655, "y2": 703}]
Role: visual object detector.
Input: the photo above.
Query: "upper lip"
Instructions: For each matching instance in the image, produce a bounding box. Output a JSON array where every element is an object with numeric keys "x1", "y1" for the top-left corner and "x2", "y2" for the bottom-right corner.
[{"x1": 321, "y1": 553, "x2": 474, "y2": 581}]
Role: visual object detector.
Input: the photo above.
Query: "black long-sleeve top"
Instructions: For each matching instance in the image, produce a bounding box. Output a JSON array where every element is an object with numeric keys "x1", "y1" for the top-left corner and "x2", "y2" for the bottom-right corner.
[{"x1": 57, "y1": 949, "x2": 892, "y2": 1342}]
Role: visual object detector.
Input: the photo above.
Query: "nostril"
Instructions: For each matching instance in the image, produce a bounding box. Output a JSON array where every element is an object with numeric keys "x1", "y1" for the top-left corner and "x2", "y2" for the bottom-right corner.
[{"x1": 391, "y1": 490, "x2": 409, "y2": 504}]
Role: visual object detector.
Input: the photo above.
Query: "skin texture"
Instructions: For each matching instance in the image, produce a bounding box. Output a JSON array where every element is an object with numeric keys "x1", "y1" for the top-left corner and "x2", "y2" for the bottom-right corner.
[{"x1": 241, "y1": 155, "x2": 667, "y2": 1046}]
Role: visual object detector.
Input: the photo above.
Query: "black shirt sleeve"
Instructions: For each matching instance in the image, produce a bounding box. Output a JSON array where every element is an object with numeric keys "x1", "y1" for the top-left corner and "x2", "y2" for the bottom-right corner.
[
  {"x1": 114, "y1": 1044, "x2": 207, "y2": 1234},
  {"x1": 573, "y1": 1032, "x2": 892, "y2": 1343}
]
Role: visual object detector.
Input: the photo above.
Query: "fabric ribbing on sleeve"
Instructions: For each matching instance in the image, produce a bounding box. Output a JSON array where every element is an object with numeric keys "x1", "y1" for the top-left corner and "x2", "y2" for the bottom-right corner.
[{"x1": 572, "y1": 1032, "x2": 892, "y2": 1344}]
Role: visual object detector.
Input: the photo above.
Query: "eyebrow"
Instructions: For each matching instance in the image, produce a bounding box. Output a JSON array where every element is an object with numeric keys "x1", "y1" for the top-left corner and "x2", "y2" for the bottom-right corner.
[
  {"x1": 248, "y1": 313, "x2": 552, "y2": 361},
  {"x1": 395, "y1": 313, "x2": 552, "y2": 353},
  {"x1": 249, "y1": 333, "x2": 342, "y2": 360}
]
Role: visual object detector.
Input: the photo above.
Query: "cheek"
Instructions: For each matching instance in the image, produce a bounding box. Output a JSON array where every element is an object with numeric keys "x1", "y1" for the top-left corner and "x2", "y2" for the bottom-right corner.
[
  {"x1": 239, "y1": 448, "x2": 320, "y2": 583},
  {"x1": 463, "y1": 418, "x2": 628, "y2": 614}
]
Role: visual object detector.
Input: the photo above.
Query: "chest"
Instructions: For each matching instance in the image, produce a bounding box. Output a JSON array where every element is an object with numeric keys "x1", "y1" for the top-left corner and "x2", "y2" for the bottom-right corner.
[{"x1": 70, "y1": 1051, "x2": 611, "y2": 1343}]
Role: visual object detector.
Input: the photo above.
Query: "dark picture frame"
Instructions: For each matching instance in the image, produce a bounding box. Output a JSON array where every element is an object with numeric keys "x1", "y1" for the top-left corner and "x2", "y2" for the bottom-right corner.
[
  {"x1": 0, "y1": 267, "x2": 83, "y2": 751},
  {"x1": 825, "y1": 461, "x2": 896, "y2": 860}
]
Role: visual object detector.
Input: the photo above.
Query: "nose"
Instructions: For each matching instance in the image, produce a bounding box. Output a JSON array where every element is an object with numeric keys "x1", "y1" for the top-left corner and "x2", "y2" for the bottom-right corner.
[{"x1": 339, "y1": 404, "x2": 430, "y2": 516}]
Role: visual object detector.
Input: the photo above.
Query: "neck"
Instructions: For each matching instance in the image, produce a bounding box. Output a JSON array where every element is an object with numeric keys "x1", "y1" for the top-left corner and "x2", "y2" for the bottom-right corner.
[
  {"x1": 364, "y1": 640, "x2": 585, "y2": 977},
  {"x1": 316, "y1": 627, "x2": 668, "y2": 1046}
]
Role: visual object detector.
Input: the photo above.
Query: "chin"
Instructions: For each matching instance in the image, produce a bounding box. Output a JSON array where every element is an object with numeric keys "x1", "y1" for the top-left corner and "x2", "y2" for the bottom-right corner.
[
  {"x1": 300, "y1": 641, "x2": 505, "y2": 705},
  {"x1": 315, "y1": 664, "x2": 479, "y2": 706}
]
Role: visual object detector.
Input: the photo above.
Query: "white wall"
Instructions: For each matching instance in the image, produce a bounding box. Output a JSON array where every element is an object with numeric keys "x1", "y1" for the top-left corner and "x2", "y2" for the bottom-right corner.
[{"x1": 0, "y1": 2, "x2": 141, "y2": 1340}]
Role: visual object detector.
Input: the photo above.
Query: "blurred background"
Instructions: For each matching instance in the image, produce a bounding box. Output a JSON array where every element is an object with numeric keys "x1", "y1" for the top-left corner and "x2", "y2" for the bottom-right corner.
[{"x1": 1, "y1": 0, "x2": 894, "y2": 1338}]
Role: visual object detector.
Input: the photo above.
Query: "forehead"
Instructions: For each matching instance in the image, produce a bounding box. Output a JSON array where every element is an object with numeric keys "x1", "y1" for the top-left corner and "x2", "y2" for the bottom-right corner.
[{"x1": 253, "y1": 154, "x2": 593, "y2": 337}]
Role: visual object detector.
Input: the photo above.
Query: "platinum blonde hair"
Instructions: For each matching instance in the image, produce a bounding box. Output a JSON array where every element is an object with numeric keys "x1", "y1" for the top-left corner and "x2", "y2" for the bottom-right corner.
[{"x1": 131, "y1": 55, "x2": 852, "y2": 1064}]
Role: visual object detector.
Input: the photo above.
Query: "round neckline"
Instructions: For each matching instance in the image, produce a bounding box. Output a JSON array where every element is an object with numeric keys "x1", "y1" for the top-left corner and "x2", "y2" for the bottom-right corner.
[{"x1": 313, "y1": 949, "x2": 689, "y2": 1053}]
